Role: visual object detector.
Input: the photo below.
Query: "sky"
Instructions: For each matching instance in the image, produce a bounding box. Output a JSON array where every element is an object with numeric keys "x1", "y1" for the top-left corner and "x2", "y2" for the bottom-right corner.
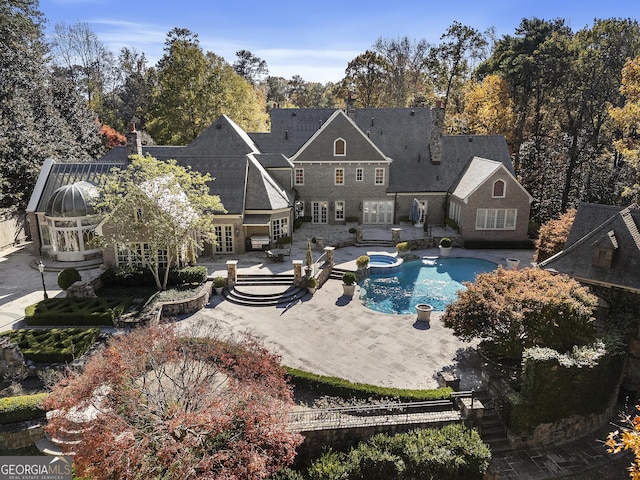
[{"x1": 39, "y1": 0, "x2": 640, "y2": 84}]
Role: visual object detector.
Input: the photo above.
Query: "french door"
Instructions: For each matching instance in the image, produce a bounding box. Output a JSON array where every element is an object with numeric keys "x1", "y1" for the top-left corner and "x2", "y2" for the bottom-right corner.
[
  {"x1": 362, "y1": 200, "x2": 394, "y2": 224},
  {"x1": 312, "y1": 201, "x2": 328, "y2": 224}
]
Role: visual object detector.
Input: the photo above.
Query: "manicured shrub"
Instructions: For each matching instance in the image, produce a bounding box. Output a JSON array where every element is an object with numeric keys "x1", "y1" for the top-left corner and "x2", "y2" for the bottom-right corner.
[
  {"x1": 355, "y1": 255, "x2": 370, "y2": 269},
  {"x1": 439, "y1": 237, "x2": 452, "y2": 248},
  {"x1": 0, "y1": 393, "x2": 48, "y2": 424},
  {"x1": 167, "y1": 266, "x2": 207, "y2": 285},
  {"x1": 213, "y1": 276, "x2": 225, "y2": 288},
  {"x1": 285, "y1": 367, "x2": 452, "y2": 401},
  {"x1": 306, "y1": 277, "x2": 317, "y2": 288},
  {"x1": 396, "y1": 242, "x2": 410, "y2": 253},
  {"x1": 0, "y1": 328, "x2": 100, "y2": 364},
  {"x1": 25, "y1": 298, "x2": 131, "y2": 327},
  {"x1": 308, "y1": 425, "x2": 491, "y2": 479},
  {"x1": 57, "y1": 267, "x2": 81, "y2": 290},
  {"x1": 342, "y1": 272, "x2": 356, "y2": 286}
]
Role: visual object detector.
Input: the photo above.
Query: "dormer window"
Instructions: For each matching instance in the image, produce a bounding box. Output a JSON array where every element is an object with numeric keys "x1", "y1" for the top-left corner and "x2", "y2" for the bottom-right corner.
[
  {"x1": 334, "y1": 138, "x2": 346, "y2": 156},
  {"x1": 492, "y1": 179, "x2": 505, "y2": 198},
  {"x1": 591, "y1": 231, "x2": 617, "y2": 269}
]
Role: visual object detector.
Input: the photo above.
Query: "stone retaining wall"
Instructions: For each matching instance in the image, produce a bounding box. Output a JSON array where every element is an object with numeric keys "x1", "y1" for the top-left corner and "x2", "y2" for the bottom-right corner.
[{"x1": 0, "y1": 421, "x2": 45, "y2": 449}]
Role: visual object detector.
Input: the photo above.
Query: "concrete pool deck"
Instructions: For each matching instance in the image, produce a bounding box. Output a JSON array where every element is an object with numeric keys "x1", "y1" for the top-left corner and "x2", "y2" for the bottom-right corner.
[{"x1": 190, "y1": 239, "x2": 535, "y2": 391}]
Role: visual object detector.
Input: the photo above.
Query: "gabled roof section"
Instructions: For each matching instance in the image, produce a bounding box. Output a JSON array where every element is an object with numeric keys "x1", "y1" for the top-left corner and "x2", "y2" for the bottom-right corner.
[
  {"x1": 185, "y1": 115, "x2": 260, "y2": 156},
  {"x1": 450, "y1": 157, "x2": 532, "y2": 202},
  {"x1": 245, "y1": 154, "x2": 292, "y2": 210},
  {"x1": 539, "y1": 203, "x2": 640, "y2": 292},
  {"x1": 565, "y1": 203, "x2": 627, "y2": 247},
  {"x1": 253, "y1": 153, "x2": 293, "y2": 169},
  {"x1": 290, "y1": 110, "x2": 390, "y2": 163},
  {"x1": 171, "y1": 155, "x2": 248, "y2": 215},
  {"x1": 250, "y1": 109, "x2": 336, "y2": 156}
]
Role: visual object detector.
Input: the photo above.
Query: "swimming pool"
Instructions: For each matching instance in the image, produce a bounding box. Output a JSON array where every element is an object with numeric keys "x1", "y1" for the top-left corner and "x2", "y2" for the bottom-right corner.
[{"x1": 359, "y1": 257, "x2": 497, "y2": 314}]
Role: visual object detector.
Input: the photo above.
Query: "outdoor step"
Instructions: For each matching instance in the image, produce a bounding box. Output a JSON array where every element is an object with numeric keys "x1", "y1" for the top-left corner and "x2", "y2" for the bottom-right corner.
[{"x1": 224, "y1": 286, "x2": 307, "y2": 307}]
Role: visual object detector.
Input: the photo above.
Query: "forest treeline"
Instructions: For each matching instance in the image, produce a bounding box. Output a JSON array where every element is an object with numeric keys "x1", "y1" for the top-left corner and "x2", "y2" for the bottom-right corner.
[{"x1": 4, "y1": 0, "x2": 640, "y2": 226}]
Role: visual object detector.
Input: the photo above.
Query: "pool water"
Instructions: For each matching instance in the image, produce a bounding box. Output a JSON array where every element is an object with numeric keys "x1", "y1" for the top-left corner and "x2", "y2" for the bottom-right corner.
[{"x1": 360, "y1": 257, "x2": 497, "y2": 314}]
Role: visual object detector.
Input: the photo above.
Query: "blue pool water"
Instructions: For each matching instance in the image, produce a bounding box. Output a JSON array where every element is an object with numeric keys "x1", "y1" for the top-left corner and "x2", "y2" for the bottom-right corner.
[{"x1": 360, "y1": 257, "x2": 497, "y2": 314}]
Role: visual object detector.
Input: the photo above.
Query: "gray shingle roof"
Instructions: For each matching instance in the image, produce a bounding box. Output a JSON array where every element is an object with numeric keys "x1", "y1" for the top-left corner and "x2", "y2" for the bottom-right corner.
[
  {"x1": 185, "y1": 115, "x2": 259, "y2": 156},
  {"x1": 539, "y1": 203, "x2": 640, "y2": 292}
]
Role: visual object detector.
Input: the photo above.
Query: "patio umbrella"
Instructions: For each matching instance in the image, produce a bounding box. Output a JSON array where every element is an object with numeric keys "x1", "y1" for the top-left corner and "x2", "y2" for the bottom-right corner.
[{"x1": 409, "y1": 198, "x2": 420, "y2": 223}]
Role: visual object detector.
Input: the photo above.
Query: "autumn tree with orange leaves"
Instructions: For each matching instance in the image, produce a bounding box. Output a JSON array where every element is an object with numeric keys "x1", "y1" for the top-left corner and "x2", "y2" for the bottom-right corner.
[
  {"x1": 44, "y1": 324, "x2": 302, "y2": 480},
  {"x1": 534, "y1": 208, "x2": 576, "y2": 262},
  {"x1": 442, "y1": 267, "x2": 597, "y2": 360},
  {"x1": 607, "y1": 408, "x2": 640, "y2": 479}
]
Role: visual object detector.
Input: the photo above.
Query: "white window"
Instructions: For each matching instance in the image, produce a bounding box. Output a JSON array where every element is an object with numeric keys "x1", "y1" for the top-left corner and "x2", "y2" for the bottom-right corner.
[
  {"x1": 356, "y1": 168, "x2": 363, "y2": 182},
  {"x1": 272, "y1": 217, "x2": 289, "y2": 241},
  {"x1": 117, "y1": 243, "x2": 168, "y2": 268},
  {"x1": 476, "y1": 209, "x2": 517, "y2": 230},
  {"x1": 334, "y1": 138, "x2": 346, "y2": 156},
  {"x1": 335, "y1": 168, "x2": 344, "y2": 185},
  {"x1": 493, "y1": 179, "x2": 506, "y2": 198},
  {"x1": 374, "y1": 168, "x2": 385, "y2": 185},
  {"x1": 335, "y1": 201, "x2": 345, "y2": 221},
  {"x1": 294, "y1": 168, "x2": 304, "y2": 185},
  {"x1": 449, "y1": 201, "x2": 461, "y2": 225}
]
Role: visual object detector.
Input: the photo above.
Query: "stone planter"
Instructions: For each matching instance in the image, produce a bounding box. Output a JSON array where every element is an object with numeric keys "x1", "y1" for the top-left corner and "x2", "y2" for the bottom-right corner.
[
  {"x1": 439, "y1": 246, "x2": 451, "y2": 257},
  {"x1": 506, "y1": 258, "x2": 520, "y2": 270},
  {"x1": 342, "y1": 284, "x2": 356, "y2": 297},
  {"x1": 416, "y1": 304, "x2": 433, "y2": 324}
]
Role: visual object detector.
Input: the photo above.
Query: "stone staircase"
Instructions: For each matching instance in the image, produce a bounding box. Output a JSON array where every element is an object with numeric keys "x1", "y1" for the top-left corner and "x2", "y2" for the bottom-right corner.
[
  {"x1": 329, "y1": 266, "x2": 354, "y2": 281},
  {"x1": 223, "y1": 273, "x2": 307, "y2": 307},
  {"x1": 474, "y1": 391, "x2": 511, "y2": 452},
  {"x1": 355, "y1": 239, "x2": 395, "y2": 248}
]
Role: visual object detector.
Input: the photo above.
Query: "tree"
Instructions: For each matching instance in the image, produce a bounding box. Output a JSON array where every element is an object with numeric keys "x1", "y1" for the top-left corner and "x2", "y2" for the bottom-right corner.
[
  {"x1": 233, "y1": 49, "x2": 268, "y2": 85},
  {"x1": 340, "y1": 50, "x2": 389, "y2": 108},
  {"x1": 0, "y1": 0, "x2": 102, "y2": 210},
  {"x1": 462, "y1": 74, "x2": 515, "y2": 144},
  {"x1": 44, "y1": 324, "x2": 303, "y2": 479},
  {"x1": 534, "y1": 208, "x2": 576, "y2": 262},
  {"x1": 95, "y1": 154, "x2": 225, "y2": 290},
  {"x1": 49, "y1": 21, "x2": 117, "y2": 115},
  {"x1": 428, "y1": 21, "x2": 489, "y2": 113},
  {"x1": 606, "y1": 408, "x2": 640, "y2": 479},
  {"x1": 442, "y1": 267, "x2": 597, "y2": 360},
  {"x1": 148, "y1": 28, "x2": 266, "y2": 144},
  {"x1": 373, "y1": 36, "x2": 431, "y2": 107}
]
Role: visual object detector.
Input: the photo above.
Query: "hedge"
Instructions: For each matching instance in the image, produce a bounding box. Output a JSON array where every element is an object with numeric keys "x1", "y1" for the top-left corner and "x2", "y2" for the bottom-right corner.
[
  {"x1": 0, "y1": 393, "x2": 48, "y2": 424},
  {"x1": 25, "y1": 298, "x2": 131, "y2": 327},
  {"x1": 285, "y1": 367, "x2": 453, "y2": 401},
  {"x1": 509, "y1": 338, "x2": 626, "y2": 433},
  {"x1": 463, "y1": 239, "x2": 535, "y2": 250},
  {"x1": 307, "y1": 424, "x2": 491, "y2": 479},
  {"x1": 101, "y1": 265, "x2": 208, "y2": 288},
  {"x1": 0, "y1": 328, "x2": 99, "y2": 364}
]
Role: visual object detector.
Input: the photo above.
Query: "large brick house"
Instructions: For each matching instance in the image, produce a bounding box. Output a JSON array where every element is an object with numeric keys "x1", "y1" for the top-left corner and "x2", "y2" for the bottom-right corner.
[{"x1": 27, "y1": 105, "x2": 532, "y2": 266}]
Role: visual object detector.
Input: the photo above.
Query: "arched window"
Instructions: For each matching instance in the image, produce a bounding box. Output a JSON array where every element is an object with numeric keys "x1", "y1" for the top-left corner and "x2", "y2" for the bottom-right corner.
[
  {"x1": 492, "y1": 179, "x2": 505, "y2": 198},
  {"x1": 334, "y1": 138, "x2": 346, "y2": 156}
]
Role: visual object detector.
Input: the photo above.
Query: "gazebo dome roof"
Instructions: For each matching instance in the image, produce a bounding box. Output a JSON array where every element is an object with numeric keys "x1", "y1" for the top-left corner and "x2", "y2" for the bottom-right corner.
[{"x1": 46, "y1": 181, "x2": 98, "y2": 218}]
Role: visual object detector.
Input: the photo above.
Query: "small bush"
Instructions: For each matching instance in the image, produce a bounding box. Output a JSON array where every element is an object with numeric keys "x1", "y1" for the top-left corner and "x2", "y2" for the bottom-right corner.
[
  {"x1": 213, "y1": 276, "x2": 225, "y2": 288},
  {"x1": 306, "y1": 277, "x2": 317, "y2": 288},
  {"x1": 0, "y1": 393, "x2": 48, "y2": 424},
  {"x1": 439, "y1": 237, "x2": 452, "y2": 248},
  {"x1": 355, "y1": 255, "x2": 370, "y2": 269},
  {"x1": 396, "y1": 242, "x2": 410, "y2": 253},
  {"x1": 348, "y1": 227, "x2": 357, "y2": 235},
  {"x1": 345, "y1": 216, "x2": 358, "y2": 223},
  {"x1": 343, "y1": 272, "x2": 357, "y2": 285},
  {"x1": 57, "y1": 268, "x2": 81, "y2": 290},
  {"x1": 276, "y1": 235, "x2": 292, "y2": 246},
  {"x1": 167, "y1": 266, "x2": 207, "y2": 285}
]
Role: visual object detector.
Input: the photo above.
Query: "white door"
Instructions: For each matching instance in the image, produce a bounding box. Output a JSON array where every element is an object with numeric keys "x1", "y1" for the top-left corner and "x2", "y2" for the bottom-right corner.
[
  {"x1": 362, "y1": 200, "x2": 394, "y2": 224},
  {"x1": 312, "y1": 201, "x2": 328, "y2": 224}
]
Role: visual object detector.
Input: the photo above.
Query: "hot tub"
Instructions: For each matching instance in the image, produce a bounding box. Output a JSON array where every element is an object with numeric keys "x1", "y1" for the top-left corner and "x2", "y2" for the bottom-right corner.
[{"x1": 366, "y1": 251, "x2": 404, "y2": 275}]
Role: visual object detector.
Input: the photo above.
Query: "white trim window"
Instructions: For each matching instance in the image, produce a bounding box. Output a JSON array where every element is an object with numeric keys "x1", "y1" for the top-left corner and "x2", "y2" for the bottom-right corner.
[
  {"x1": 272, "y1": 217, "x2": 289, "y2": 241},
  {"x1": 117, "y1": 243, "x2": 168, "y2": 268},
  {"x1": 374, "y1": 168, "x2": 385, "y2": 185},
  {"x1": 294, "y1": 168, "x2": 304, "y2": 185},
  {"x1": 476, "y1": 209, "x2": 517, "y2": 230},
  {"x1": 356, "y1": 168, "x2": 363, "y2": 182},
  {"x1": 449, "y1": 201, "x2": 461, "y2": 226},
  {"x1": 335, "y1": 168, "x2": 344, "y2": 185},
  {"x1": 334, "y1": 138, "x2": 346, "y2": 156},
  {"x1": 492, "y1": 179, "x2": 506, "y2": 198},
  {"x1": 335, "y1": 201, "x2": 345, "y2": 221}
]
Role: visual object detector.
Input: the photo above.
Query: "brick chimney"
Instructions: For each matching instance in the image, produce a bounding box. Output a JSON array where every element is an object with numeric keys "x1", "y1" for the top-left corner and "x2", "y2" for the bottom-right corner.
[
  {"x1": 430, "y1": 101, "x2": 444, "y2": 164},
  {"x1": 126, "y1": 122, "x2": 142, "y2": 156},
  {"x1": 345, "y1": 91, "x2": 356, "y2": 119}
]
